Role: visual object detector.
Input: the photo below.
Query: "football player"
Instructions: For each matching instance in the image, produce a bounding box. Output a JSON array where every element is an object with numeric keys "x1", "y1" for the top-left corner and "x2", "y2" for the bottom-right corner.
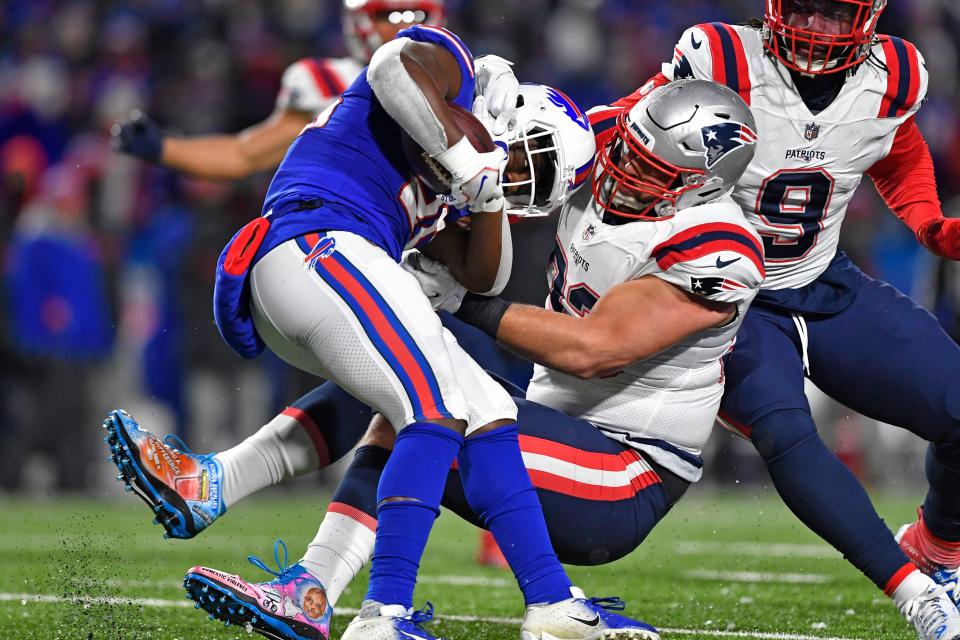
[
  {"x1": 107, "y1": 78, "x2": 760, "y2": 640},
  {"x1": 108, "y1": 23, "x2": 657, "y2": 640},
  {"x1": 595, "y1": 1, "x2": 960, "y2": 638}
]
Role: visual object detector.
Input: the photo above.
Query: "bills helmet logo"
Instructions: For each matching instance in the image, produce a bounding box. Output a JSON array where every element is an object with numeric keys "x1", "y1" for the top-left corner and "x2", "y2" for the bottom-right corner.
[
  {"x1": 804, "y1": 122, "x2": 820, "y2": 141},
  {"x1": 701, "y1": 122, "x2": 757, "y2": 169},
  {"x1": 545, "y1": 87, "x2": 590, "y2": 131}
]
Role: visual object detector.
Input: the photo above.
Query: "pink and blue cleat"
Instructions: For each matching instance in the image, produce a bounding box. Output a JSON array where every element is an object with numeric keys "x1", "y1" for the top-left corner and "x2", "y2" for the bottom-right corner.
[
  {"x1": 102, "y1": 409, "x2": 225, "y2": 539},
  {"x1": 184, "y1": 540, "x2": 331, "y2": 640}
]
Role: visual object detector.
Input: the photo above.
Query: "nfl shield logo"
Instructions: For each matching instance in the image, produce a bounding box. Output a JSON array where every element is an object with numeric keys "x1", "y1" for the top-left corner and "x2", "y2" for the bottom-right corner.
[
  {"x1": 582, "y1": 224, "x2": 597, "y2": 242},
  {"x1": 805, "y1": 123, "x2": 820, "y2": 141}
]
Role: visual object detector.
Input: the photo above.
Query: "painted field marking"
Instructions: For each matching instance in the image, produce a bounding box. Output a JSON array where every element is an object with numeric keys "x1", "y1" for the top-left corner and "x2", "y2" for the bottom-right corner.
[
  {"x1": 0, "y1": 592, "x2": 866, "y2": 640},
  {"x1": 685, "y1": 569, "x2": 831, "y2": 584}
]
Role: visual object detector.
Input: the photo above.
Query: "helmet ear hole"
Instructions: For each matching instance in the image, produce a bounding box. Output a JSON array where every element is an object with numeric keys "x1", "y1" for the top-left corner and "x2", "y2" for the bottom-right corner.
[{"x1": 516, "y1": 95, "x2": 525, "y2": 108}]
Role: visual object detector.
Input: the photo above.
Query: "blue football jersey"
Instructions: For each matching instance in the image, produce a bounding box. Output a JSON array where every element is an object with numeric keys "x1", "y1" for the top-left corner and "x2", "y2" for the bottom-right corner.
[{"x1": 260, "y1": 25, "x2": 476, "y2": 262}]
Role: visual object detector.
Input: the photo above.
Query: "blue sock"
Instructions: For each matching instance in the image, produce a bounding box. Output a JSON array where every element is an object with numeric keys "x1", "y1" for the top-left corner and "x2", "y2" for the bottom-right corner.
[
  {"x1": 923, "y1": 442, "x2": 960, "y2": 542},
  {"x1": 458, "y1": 423, "x2": 572, "y2": 605},
  {"x1": 365, "y1": 422, "x2": 463, "y2": 608},
  {"x1": 753, "y1": 409, "x2": 911, "y2": 591}
]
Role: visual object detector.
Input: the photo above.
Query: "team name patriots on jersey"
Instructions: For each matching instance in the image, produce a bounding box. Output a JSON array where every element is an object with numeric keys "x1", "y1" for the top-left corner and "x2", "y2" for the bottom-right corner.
[
  {"x1": 663, "y1": 23, "x2": 928, "y2": 290},
  {"x1": 275, "y1": 57, "x2": 364, "y2": 116},
  {"x1": 526, "y1": 187, "x2": 764, "y2": 482}
]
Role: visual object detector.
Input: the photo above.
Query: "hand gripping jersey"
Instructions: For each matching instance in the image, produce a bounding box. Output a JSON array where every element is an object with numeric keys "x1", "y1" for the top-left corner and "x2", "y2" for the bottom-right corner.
[
  {"x1": 275, "y1": 57, "x2": 365, "y2": 116},
  {"x1": 657, "y1": 23, "x2": 928, "y2": 291},
  {"x1": 525, "y1": 186, "x2": 765, "y2": 481}
]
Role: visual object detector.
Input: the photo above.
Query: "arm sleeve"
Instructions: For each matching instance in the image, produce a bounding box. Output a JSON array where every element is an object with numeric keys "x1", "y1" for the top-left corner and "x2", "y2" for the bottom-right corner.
[
  {"x1": 275, "y1": 58, "x2": 345, "y2": 114},
  {"x1": 866, "y1": 116, "x2": 942, "y2": 234}
]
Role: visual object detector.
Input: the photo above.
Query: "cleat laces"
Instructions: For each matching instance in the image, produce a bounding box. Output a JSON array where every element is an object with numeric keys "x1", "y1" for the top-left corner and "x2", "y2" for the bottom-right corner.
[
  {"x1": 407, "y1": 602, "x2": 435, "y2": 626},
  {"x1": 163, "y1": 433, "x2": 193, "y2": 454},
  {"x1": 247, "y1": 539, "x2": 311, "y2": 585},
  {"x1": 587, "y1": 596, "x2": 627, "y2": 611},
  {"x1": 907, "y1": 585, "x2": 959, "y2": 639}
]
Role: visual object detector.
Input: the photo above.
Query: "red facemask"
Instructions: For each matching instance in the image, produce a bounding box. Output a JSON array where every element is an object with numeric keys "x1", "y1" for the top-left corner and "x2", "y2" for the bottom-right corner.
[{"x1": 764, "y1": 0, "x2": 885, "y2": 75}]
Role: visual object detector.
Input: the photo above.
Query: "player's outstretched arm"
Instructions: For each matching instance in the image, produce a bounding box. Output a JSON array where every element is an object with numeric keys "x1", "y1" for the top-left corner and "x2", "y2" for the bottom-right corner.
[
  {"x1": 112, "y1": 108, "x2": 313, "y2": 181},
  {"x1": 868, "y1": 116, "x2": 960, "y2": 259},
  {"x1": 458, "y1": 276, "x2": 735, "y2": 379}
]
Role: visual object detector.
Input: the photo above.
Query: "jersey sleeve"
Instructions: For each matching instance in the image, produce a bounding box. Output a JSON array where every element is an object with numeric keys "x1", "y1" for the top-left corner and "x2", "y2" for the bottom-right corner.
[
  {"x1": 876, "y1": 36, "x2": 929, "y2": 120},
  {"x1": 396, "y1": 25, "x2": 476, "y2": 110},
  {"x1": 664, "y1": 23, "x2": 753, "y2": 106},
  {"x1": 275, "y1": 58, "x2": 348, "y2": 114},
  {"x1": 649, "y1": 220, "x2": 765, "y2": 303}
]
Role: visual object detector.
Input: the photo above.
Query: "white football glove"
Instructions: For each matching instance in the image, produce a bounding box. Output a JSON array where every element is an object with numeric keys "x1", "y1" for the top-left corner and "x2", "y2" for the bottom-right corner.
[
  {"x1": 401, "y1": 251, "x2": 466, "y2": 313},
  {"x1": 474, "y1": 55, "x2": 519, "y2": 137},
  {"x1": 433, "y1": 136, "x2": 506, "y2": 213}
]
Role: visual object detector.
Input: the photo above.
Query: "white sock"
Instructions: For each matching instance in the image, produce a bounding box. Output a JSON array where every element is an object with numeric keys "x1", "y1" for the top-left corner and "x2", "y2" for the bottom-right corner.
[
  {"x1": 299, "y1": 503, "x2": 377, "y2": 606},
  {"x1": 891, "y1": 569, "x2": 936, "y2": 616},
  {"x1": 215, "y1": 409, "x2": 322, "y2": 507}
]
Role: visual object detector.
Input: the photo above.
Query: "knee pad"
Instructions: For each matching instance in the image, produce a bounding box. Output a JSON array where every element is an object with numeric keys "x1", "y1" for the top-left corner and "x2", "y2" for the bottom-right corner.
[{"x1": 750, "y1": 409, "x2": 819, "y2": 462}]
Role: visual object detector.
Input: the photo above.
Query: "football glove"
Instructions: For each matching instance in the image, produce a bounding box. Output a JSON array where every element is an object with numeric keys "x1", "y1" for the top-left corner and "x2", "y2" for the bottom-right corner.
[
  {"x1": 401, "y1": 251, "x2": 466, "y2": 313},
  {"x1": 111, "y1": 110, "x2": 163, "y2": 163},
  {"x1": 474, "y1": 55, "x2": 519, "y2": 137},
  {"x1": 918, "y1": 217, "x2": 960, "y2": 260},
  {"x1": 433, "y1": 137, "x2": 506, "y2": 213}
]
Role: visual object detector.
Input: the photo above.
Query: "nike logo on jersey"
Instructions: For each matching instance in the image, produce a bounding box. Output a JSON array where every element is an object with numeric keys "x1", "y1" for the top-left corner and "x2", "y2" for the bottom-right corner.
[
  {"x1": 568, "y1": 614, "x2": 601, "y2": 626},
  {"x1": 474, "y1": 175, "x2": 489, "y2": 202},
  {"x1": 691, "y1": 34, "x2": 702, "y2": 49},
  {"x1": 716, "y1": 256, "x2": 741, "y2": 269}
]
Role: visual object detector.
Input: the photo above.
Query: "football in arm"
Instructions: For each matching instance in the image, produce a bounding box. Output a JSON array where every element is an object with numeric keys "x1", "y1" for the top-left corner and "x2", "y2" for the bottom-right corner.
[{"x1": 402, "y1": 102, "x2": 496, "y2": 194}]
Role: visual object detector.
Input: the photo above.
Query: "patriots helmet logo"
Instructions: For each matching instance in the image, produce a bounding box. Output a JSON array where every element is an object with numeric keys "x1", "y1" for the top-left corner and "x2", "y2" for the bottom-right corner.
[
  {"x1": 701, "y1": 121, "x2": 758, "y2": 169},
  {"x1": 544, "y1": 87, "x2": 590, "y2": 131}
]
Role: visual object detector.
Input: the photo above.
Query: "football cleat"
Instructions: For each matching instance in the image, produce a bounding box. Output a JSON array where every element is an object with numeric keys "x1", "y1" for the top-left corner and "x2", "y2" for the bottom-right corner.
[
  {"x1": 521, "y1": 587, "x2": 659, "y2": 640},
  {"x1": 184, "y1": 539, "x2": 332, "y2": 640},
  {"x1": 340, "y1": 600, "x2": 440, "y2": 640},
  {"x1": 102, "y1": 409, "x2": 225, "y2": 539},
  {"x1": 900, "y1": 584, "x2": 960, "y2": 640},
  {"x1": 897, "y1": 514, "x2": 960, "y2": 605}
]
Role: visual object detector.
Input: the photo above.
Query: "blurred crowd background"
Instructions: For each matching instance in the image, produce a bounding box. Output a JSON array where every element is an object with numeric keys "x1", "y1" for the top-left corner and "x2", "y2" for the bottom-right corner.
[{"x1": 1, "y1": 0, "x2": 959, "y2": 494}]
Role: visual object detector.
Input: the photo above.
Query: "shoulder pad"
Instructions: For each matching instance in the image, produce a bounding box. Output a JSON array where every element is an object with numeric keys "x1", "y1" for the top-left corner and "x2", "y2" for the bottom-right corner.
[{"x1": 875, "y1": 36, "x2": 928, "y2": 119}]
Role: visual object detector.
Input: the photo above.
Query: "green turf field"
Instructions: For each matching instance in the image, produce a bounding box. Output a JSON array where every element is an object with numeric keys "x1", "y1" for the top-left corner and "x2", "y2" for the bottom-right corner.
[{"x1": 0, "y1": 490, "x2": 923, "y2": 639}]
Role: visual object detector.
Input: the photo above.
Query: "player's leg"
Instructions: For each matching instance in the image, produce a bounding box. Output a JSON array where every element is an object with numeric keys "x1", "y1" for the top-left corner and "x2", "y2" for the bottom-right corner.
[
  {"x1": 804, "y1": 273, "x2": 960, "y2": 594},
  {"x1": 186, "y1": 232, "x2": 470, "y2": 640},
  {"x1": 721, "y1": 305, "x2": 959, "y2": 636},
  {"x1": 436, "y1": 341, "x2": 660, "y2": 639},
  {"x1": 442, "y1": 397, "x2": 681, "y2": 566},
  {"x1": 104, "y1": 382, "x2": 371, "y2": 539}
]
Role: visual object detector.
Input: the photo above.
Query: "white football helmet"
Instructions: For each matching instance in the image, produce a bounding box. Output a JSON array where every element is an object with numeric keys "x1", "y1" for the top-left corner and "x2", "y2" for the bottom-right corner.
[
  {"x1": 342, "y1": 0, "x2": 445, "y2": 64},
  {"x1": 593, "y1": 78, "x2": 757, "y2": 220},
  {"x1": 501, "y1": 84, "x2": 597, "y2": 217}
]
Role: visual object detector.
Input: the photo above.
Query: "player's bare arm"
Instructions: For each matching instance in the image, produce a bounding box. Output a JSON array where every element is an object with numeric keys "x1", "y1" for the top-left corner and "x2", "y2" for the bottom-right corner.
[
  {"x1": 159, "y1": 108, "x2": 313, "y2": 180},
  {"x1": 473, "y1": 277, "x2": 734, "y2": 380},
  {"x1": 421, "y1": 214, "x2": 508, "y2": 294}
]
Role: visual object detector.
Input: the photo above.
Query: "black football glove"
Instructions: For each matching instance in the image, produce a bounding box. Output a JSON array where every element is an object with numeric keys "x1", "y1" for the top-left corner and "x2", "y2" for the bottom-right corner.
[{"x1": 111, "y1": 110, "x2": 163, "y2": 163}]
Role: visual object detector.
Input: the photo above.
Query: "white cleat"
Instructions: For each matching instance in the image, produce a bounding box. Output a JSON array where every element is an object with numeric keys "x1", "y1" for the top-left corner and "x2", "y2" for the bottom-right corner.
[
  {"x1": 901, "y1": 584, "x2": 960, "y2": 640},
  {"x1": 341, "y1": 601, "x2": 442, "y2": 640},
  {"x1": 521, "y1": 587, "x2": 659, "y2": 640}
]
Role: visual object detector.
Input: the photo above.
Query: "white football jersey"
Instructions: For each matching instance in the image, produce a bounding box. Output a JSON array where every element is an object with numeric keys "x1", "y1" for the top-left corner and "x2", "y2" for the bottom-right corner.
[
  {"x1": 663, "y1": 23, "x2": 927, "y2": 289},
  {"x1": 275, "y1": 57, "x2": 364, "y2": 116},
  {"x1": 525, "y1": 187, "x2": 764, "y2": 481}
]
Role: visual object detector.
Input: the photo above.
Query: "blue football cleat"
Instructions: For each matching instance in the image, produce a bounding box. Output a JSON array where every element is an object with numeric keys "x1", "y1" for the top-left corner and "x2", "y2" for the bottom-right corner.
[
  {"x1": 184, "y1": 540, "x2": 331, "y2": 640},
  {"x1": 102, "y1": 409, "x2": 225, "y2": 539},
  {"x1": 521, "y1": 587, "x2": 659, "y2": 639}
]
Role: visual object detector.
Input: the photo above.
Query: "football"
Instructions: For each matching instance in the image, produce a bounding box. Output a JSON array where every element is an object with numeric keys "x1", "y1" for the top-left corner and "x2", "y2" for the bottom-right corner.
[{"x1": 402, "y1": 102, "x2": 496, "y2": 194}]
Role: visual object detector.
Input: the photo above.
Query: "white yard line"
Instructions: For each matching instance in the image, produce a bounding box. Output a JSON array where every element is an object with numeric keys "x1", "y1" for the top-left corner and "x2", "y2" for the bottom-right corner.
[
  {"x1": 685, "y1": 569, "x2": 831, "y2": 584},
  {"x1": 0, "y1": 592, "x2": 865, "y2": 640},
  {"x1": 676, "y1": 541, "x2": 839, "y2": 559}
]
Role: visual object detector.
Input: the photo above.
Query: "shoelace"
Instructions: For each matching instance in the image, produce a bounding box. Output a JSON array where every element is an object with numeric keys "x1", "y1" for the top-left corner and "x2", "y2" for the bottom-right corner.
[
  {"x1": 908, "y1": 585, "x2": 957, "y2": 636},
  {"x1": 587, "y1": 596, "x2": 627, "y2": 611},
  {"x1": 247, "y1": 539, "x2": 305, "y2": 583},
  {"x1": 163, "y1": 434, "x2": 194, "y2": 455},
  {"x1": 407, "y1": 602, "x2": 436, "y2": 627}
]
